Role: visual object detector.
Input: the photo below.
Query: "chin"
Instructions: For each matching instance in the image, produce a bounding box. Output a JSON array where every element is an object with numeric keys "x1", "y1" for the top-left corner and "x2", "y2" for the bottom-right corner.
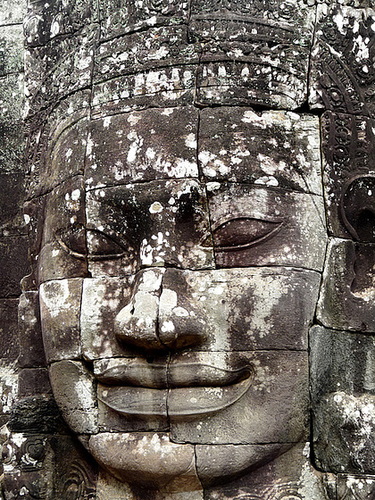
[{"x1": 87, "y1": 431, "x2": 294, "y2": 490}]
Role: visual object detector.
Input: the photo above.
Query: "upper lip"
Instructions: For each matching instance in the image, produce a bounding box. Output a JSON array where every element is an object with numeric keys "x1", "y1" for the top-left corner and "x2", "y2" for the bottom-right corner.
[{"x1": 94, "y1": 359, "x2": 253, "y2": 389}]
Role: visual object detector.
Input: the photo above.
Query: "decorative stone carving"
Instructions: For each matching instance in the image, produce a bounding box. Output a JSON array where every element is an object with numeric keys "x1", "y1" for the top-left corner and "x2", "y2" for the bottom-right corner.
[{"x1": 2, "y1": 0, "x2": 375, "y2": 498}]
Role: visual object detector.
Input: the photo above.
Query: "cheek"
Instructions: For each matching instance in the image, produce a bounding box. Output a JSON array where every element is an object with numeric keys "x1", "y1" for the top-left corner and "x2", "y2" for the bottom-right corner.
[
  {"x1": 39, "y1": 278, "x2": 83, "y2": 363},
  {"x1": 183, "y1": 268, "x2": 320, "y2": 351}
]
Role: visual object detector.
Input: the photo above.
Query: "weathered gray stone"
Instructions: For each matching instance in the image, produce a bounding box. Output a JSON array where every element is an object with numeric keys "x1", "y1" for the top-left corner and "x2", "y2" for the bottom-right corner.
[
  {"x1": 39, "y1": 279, "x2": 82, "y2": 362},
  {"x1": 8, "y1": 396, "x2": 63, "y2": 433},
  {"x1": 38, "y1": 177, "x2": 88, "y2": 282},
  {"x1": 0, "y1": 236, "x2": 29, "y2": 296},
  {"x1": 49, "y1": 360, "x2": 98, "y2": 434},
  {"x1": 18, "y1": 368, "x2": 51, "y2": 398},
  {"x1": 94, "y1": 27, "x2": 199, "y2": 84},
  {"x1": 81, "y1": 276, "x2": 135, "y2": 360},
  {"x1": 86, "y1": 180, "x2": 214, "y2": 276},
  {"x1": 204, "y1": 443, "x2": 329, "y2": 499},
  {"x1": 170, "y1": 351, "x2": 309, "y2": 445},
  {"x1": 92, "y1": 66, "x2": 196, "y2": 116},
  {"x1": 0, "y1": 25, "x2": 24, "y2": 77},
  {"x1": 337, "y1": 474, "x2": 375, "y2": 499},
  {"x1": 24, "y1": 28, "x2": 96, "y2": 118},
  {"x1": 18, "y1": 291, "x2": 45, "y2": 368},
  {"x1": 98, "y1": 0, "x2": 189, "y2": 40},
  {"x1": 161, "y1": 268, "x2": 319, "y2": 351},
  {"x1": 0, "y1": 74, "x2": 24, "y2": 175},
  {"x1": 207, "y1": 184, "x2": 327, "y2": 271},
  {"x1": 0, "y1": 0, "x2": 26, "y2": 25},
  {"x1": 191, "y1": 1, "x2": 315, "y2": 109},
  {"x1": 310, "y1": 4, "x2": 375, "y2": 116},
  {"x1": 86, "y1": 106, "x2": 199, "y2": 189},
  {"x1": 199, "y1": 108, "x2": 322, "y2": 195},
  {"x1": 24, "y1": 0, "x2": 98, "y2": 47},
  {"x1": 317, "y1": 239, "x2": 375, "y2": 332},
  {"x1": 313, "y1": 391, "x2": 375, "y2": 474},
  {"x1": 89, "y1": 432, "x2": 199, "y2": 490},
  {"x1": 321, "y1": 112, "x2": 375, "y2": 239},
  {"x1": 310, "y1": 325, "x2": 375, "y2": 405},
  {"x1": 311, "y1": 326, "x2": 375, "y2": 474},
  {"x1": 97, "y1": 384, "x2": 169, "y2": 433}
]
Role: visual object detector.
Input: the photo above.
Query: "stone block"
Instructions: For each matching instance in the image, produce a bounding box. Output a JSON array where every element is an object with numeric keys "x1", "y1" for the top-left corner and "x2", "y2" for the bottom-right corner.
[
  {"x1": 0, "y1": 361, "x2": 18, "y2": 428},
  {"x1": 321, "y1": 112, "x2": 375, "y2": 239},
  {"x1": 310, "y1": 4, "x2": 375, "y2": 116},
  {"x1": 0, "y1": 298, "x2": 19, "y2": 361},
  {"x1": 337, "y1": 474, "x2": 375, "y2": 499},
  {"x1": 99, "y1": 0, "x2": 189, "y2": 40},
  {"x1": 1, "y1": 435, "x2": 52, "y2": 499},
  {"x1": 94, "y1": 26, "x2": 199, "y2": 83},
  {"x1": 39, "y1": 279, "x2": 82, "y2": 362},
  {"x1": 310, "y1": 325, "x2": 375, "y2": 404},
  {"x1": 170, "y1": 351, "x2": 309, "y2": 445},
  {"x1": 18, "y1": 368, "x2": 51, "y2": 398},
  {"x1": 0, "y1": 235, "x2": 29, "y2": 297},
  {"x1": 207, "y1": 184, "x2": 327, "y2": 271},
  {"x1": 317, "y1": 239, "x2": 375, "y2": 332},
  {"x1": 92, "y1": 66, "x2": 196, "y2": 116},
  {"x1": 199, "y1": 108, "x2": 322, "y2": 195},
  {"x1": 88, "y1": 432, "x2": 199, "y2": 490},
  {"x1": 24, "y1": 0, "x2": 98, "y2": 47},
  {"x1": 18, "y1": 291, "x2": 45, "y2": 368},
  {"x1": 0, "y1": 0, "x2": 26, "y2": 25},
  {"x1": 0, "y1": 173, "x2": 25, "y2": 234},
  {"x1": 86, "y1": 179, "x2": 214, "y2": 276},
  {"x1": 8, "y1": 396, "x2": 63, "y2": 433},
  {"x1": 50, "y1": 434, "x2": 97, "y2": 498},
  {"x1": 204, "y1": 443, "x2": 328, "y2": 499},
  {"x1": 81, "y1": 276, "x2": 135, "y2": 360},
  {"x1": 24, "y1": 28, "x2": 96, "y2": 117},
  {"x1": 0, "y1": 74, "x2": 24, "y2": 174},
  {"x1": 0, "y1": 25, "x2": 24, "y2": 76},
  {"x1": 311, "y1": 325, "x2": 375, "y2": 474},
  {"x1": 190, "y1": 0, "x2": 315, "y2": 109},
  {"x1": 86, "y1": 106, "x2": 199, "y2": 189},
  {"x1": 97, "y1": 383, "x2": 169, "y2": 433},
  {"x1": 313, "y1": 391, "x2": 375, "y2": 474},
  {"x1": 169, "y1": 268, "x2": 319, "y2": 351},
  {"x1": 49, "y1": 360, "x2": 98, "y2": 434}
]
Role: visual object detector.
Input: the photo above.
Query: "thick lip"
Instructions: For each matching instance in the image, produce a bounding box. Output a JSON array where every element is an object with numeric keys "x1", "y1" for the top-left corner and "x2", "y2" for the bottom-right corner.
[
  {"x1": 96, "y1": 360, "x2": 253, "y2": 419},
  {"x1": 94, "y1": 360, "x2": 252, "y2": 388}
]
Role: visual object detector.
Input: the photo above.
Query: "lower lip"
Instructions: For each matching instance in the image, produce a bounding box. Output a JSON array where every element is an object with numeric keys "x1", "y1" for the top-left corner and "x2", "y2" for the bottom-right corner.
[{"x1": 98, "y1": 377, "x2": 252, "y2": 419}]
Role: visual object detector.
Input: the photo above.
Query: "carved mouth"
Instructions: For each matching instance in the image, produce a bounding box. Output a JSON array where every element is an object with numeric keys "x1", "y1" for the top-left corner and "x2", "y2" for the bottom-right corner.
[{"x1": 96, "y1": 361, "x2": 253, "y2": 419}]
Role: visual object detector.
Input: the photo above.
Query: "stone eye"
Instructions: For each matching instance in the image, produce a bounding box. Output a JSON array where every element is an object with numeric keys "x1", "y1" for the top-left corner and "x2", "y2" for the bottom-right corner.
[
  {"x1": 56, "y1": 228, "x2": 127, "y2": 260},
  {"x1": 211, "y1": 218, "x2": 283, "y2": 251},
  {"x1": 86, "y1": 230, "x2": 127, "y2": 260}
]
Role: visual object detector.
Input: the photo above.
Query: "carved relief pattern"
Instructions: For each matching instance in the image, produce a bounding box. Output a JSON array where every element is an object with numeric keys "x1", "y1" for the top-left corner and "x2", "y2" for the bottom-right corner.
[{"x1": 1, "y1": 0, "x2": 375, "y2": 499}]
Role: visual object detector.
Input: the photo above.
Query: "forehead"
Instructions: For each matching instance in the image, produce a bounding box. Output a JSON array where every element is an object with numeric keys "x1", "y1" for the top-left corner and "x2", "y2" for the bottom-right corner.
[{"x1": 52, "y1": 106, "x2": 322, "y2": 194}]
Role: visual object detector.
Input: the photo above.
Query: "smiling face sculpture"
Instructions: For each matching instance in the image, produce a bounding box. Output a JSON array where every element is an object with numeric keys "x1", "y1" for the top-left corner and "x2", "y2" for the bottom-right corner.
[{"x1": 23, "y1": 0, "x2": 330, "y2": 495}]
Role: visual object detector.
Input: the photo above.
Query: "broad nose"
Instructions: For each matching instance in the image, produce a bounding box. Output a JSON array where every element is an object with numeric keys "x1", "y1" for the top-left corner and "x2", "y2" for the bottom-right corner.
[{"x1": 114, "y1": 268, "x2": 208, "y2": 351}]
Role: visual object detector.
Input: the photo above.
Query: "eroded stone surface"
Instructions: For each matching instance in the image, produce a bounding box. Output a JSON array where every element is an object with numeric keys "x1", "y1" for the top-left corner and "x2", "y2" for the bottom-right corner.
[
  {"x1": 39, "y1": 279, "x2": 82, "y2": 362},
  {"x1": 49, "y1": 360, "x2": 98, "y2": 434},
  {"x1": 86, "y1": 107, "x2": 199, "y2": 188},
  {"x1": 311, "y1": 325, "x2": 375, "y2": 475},
  {"x1": 321, "y1": 112, "x2": 375, "y2": 239},
  {"x1": 170, "y1": 351, "x2": 309, "y2": 445},
  {"x1": 310, "y1": 4, "x2": 375, "y2": 117},
  {"x1": 199, "y1": 108, "x2": 322, "y2": 194},
  {"x1": 317, "y1": 239, "x2": 375, "y2": 333}
]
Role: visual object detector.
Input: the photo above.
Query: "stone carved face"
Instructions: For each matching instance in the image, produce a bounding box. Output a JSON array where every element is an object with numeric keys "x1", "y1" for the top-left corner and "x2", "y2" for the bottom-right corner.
[
  {"x1": 36, "y1": 106, "x2": 327, "y2": 490},
  {"x1": 24, "y1": 0, "x2": 331, "y2": 492}
]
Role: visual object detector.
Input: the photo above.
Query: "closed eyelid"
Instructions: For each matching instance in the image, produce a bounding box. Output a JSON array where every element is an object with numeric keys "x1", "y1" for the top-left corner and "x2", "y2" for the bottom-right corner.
[{"x1": 205, "y1": 217, "x2": 285, "y2": 251}]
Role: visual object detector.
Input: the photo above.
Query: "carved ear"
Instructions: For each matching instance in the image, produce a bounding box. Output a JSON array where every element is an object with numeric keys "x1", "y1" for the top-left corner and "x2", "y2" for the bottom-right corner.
[{"x1": 340, "y1": 175, "x2": 375, "y2": 242}]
